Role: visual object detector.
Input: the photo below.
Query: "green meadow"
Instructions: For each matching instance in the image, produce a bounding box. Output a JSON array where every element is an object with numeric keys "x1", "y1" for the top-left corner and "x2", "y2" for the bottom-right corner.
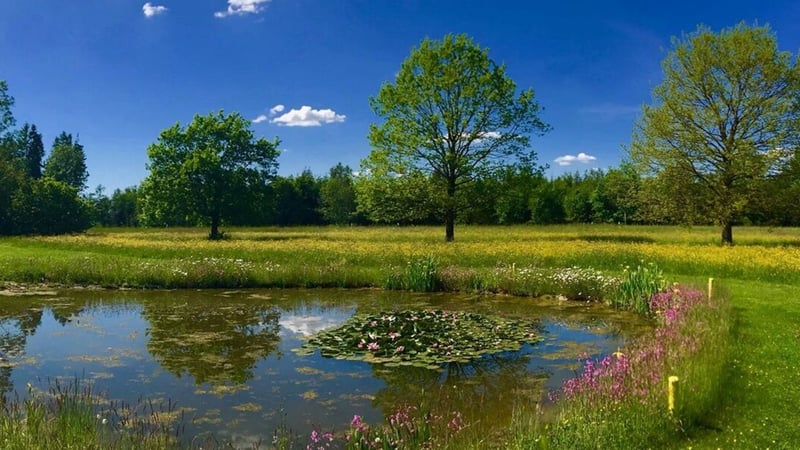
[{"x1": 0, "y1": 224, "x2": 798, "y2": 448}]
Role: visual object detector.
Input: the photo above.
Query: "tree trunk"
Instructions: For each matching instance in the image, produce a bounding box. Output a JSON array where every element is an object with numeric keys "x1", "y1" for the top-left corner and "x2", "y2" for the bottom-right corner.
[
  {"x1": 721, "y1": 220, "x2": 733, "y2": 246},
  {"x1": 445, "y1": 177, "x2": 456, "y2": 242},
  {"x1": 209, "y1": 214, "x2": 221, "y2": 240}
]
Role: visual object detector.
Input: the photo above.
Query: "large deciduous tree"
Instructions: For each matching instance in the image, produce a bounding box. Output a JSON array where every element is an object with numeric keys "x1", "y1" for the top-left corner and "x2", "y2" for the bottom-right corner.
[
  {"x1": 368, "y1": 33, "x2": 550, "y2": 241},
  {"x1": 630, "y1": 23, "x2": 800, "y2": 245},
  {"x1": 141, "y1": 111, "x2": 280, "y2": 239}
]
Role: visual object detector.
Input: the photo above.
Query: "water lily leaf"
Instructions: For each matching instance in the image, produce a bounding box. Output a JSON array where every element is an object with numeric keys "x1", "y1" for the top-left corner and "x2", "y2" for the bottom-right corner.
[{"x1": 299, "y1": 309, "x2": 542, "y2": 368}]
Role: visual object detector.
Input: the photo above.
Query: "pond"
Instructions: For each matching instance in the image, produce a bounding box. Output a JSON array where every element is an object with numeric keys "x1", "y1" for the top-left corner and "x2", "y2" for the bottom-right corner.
[{"x1": 0, "y1": 288, "x2": 651, "y2": 447}]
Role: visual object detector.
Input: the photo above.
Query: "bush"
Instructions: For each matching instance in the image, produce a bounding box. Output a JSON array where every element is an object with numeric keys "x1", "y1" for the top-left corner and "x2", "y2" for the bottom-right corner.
[
  {"x1": 385, "y1": 255, "x2": 442, "y2": 292},
  {"x1": 610, "y1": 262, "x2": 667, "y2": 314}
]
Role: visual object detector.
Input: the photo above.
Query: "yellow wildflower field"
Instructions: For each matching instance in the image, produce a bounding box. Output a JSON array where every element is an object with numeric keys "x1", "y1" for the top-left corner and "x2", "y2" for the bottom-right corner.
[{"x1": 4, "y1": 224, "x2": 795, "y2": 288}]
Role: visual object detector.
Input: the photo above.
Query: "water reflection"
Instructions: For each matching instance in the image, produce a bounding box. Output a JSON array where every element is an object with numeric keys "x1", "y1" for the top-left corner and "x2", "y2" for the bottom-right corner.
[
  {"x1": 143, "y1": 301, "x2": 282, "y2": 385},
  {"x1": 0, "y1": 289, "x2": 651, "y2": 446},
  {"x1": 371, "y1": 348, "x2": 547, "y2": 434},
  {"x1": 0, "y1": 304, "x2": 43, "y2": 398}
]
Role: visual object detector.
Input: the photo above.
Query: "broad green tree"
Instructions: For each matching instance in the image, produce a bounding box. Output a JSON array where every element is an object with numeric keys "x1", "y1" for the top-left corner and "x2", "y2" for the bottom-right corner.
[
  {"x1": 630, "y1": 23, "x2": 800, "y2": 244},
  {"x1": 44, "y1": 132, "x2": 88, "y2": 190},
  {"x1": 141, "y1": 111, "x2": 280, "y2": 239},
  {"x1": 10, "y1": 178, "x2": 92, "y2": 235},
  {"x1": 355, "y1": 158, "x2": 442, "y2": 225},
  {"x1": 368, "y1": 33, "x2": 550, "y2": 241}
]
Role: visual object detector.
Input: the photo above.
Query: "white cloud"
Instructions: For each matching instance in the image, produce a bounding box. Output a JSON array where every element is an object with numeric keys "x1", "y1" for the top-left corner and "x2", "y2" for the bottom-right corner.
[
  {"x1": 252, "y1": 114, "x2": 268, "y2": 124},
  {"x1": 214, "y1": 0, "x2": 271, "y2": 18},
  {"x1": 279, "y1": 313, "x2": 349, "y2": 337},
  {"x1": 554, "y1": 152, "x2": 597, "y2": 166},
  {"x1": 142, "y1": 2, "x2": 167, "y2": 18},
  {"x1": 271, "y1": 105, "x2": 346, "y2": 127},
  {"x1": 269, "y1": 104, "x2": 285, "y2": 115}
]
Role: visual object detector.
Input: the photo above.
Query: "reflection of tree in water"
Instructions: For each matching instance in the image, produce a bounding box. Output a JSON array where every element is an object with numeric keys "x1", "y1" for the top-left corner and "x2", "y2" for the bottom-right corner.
[
  {"x1": 142, "y1": 302, "x2": 281, "y2": 385},
  {"x1": 370, "y1": 347, "x2": 546, "y2": 436},
  {"x1": 0, "y1": 305, "x2": 43, "y2": 400}
]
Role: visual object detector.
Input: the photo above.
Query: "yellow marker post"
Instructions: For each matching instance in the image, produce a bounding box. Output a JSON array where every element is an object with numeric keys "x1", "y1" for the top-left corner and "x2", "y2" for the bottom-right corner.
[
  {"x1": 668, "y1": 375, "x2": 679, "y2": 413},
  {"x1": 707, "y1": 277, "x2": 714, "y2": 301}
]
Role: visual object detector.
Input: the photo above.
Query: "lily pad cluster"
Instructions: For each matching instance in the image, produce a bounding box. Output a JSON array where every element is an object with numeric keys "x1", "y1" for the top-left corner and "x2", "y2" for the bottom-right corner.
[{"x1": 300, "y1": 310, "x2": 542, "y2": 369}]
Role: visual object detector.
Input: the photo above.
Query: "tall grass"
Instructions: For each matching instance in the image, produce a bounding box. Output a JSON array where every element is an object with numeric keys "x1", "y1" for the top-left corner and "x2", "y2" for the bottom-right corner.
[
  {"x1": 0, "y1": 378, "x2": 180, "y2": 450},
  {"x1": 385, "y1": 255, "x2": 442, "y2": 291},
  {"x1": 512, "y1": 283, "x2": 732, "y2": 449},
  {"x1": 609, "y1": 262, "x2": 668, "y2": 314}
]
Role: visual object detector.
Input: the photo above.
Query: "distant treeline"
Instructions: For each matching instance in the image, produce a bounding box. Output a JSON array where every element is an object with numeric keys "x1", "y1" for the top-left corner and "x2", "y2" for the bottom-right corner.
[{"x1": 87, "y1": 159, "x2": 800, "y2": 229}]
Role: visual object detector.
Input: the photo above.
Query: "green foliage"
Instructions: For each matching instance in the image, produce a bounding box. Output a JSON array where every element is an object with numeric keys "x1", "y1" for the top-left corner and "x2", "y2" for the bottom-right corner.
[
  {"x1": 17, "y1": 123, "x2": 44, "y2": 179},
  {"x1": 0, "y1": 80, "x2": 14, "y2": 135},
  {"x1": 354, "y1": 165, "x2": 442, "y2": 225},
  {"x1": 610, "y1": 262, "x2": 668, "y2": 314},
  {"x1": 493, "y1": 165, "x2": 544, "y2": 224},
  {"x1": 301, "y1": 309, "x2": 541, "y2": 368},
  {"x1": 529, "y1": 181, "x2": 566, "y2": 224},
  {"x1": 519, "y1": 286, "x2": 732, "y2": 449},
  {"x1": 0, "y1": 379, "x2": 180, "y2": 450},
  {"x1": 368, "y1": 33, "x2": 549, "y2": 241},
  {"x1": 319, "y1": 163, "x2": 358, "y2": 224},
  {"x1": 10, "y1": 177, "x2": 92, "y2": 235},
  {"x1": 140, "y1": 111, "x2": 280, "y2": 239},
  {"x1": 44, "y1": 132, "x2": 88, "y2": 190},
  {"x1": 489, "y1": 264, "x2": 618, "y2": 300},
  {"x1": 91, "y1": 186, "x2": 139, "y2": 227},
  {"x1": 0, "y1": 157, "x2": 25, "y2": 234},
  {"x1": 630, "y1": 23, "x2": 800, "y2": 244},
  {"x1": 268, "y1": 169, "x2": 322, "y2": 225},
  {"x1": 385, "y1": 255, "x2": 442, "y2": 292}
]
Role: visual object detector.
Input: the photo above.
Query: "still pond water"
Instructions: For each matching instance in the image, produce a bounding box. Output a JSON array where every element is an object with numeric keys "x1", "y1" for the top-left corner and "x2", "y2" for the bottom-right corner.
[{"x1": 0, "y1": 289, "x2": 650, "y2": 446}]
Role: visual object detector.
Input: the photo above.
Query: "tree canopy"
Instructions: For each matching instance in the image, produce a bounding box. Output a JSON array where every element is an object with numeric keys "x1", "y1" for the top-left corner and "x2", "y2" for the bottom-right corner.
[
  {"x1": 44, "y1": 132, "x2": 88, "y2": 191},
  {"x1": 140, "y1": 111, "x2": 280, "y2": 239},
  {"x1": 368, "y1": 33, "x2": 550, "y2": 241},
  {"x1": 0, "y1": 81, "x2": 14, "y2": 135},
  {"x1": 0, "y1": 82, "x2": 91, "y2": 235},
  {"x1": 630, "y1": 23, "x2": 800, "y2": 244}
]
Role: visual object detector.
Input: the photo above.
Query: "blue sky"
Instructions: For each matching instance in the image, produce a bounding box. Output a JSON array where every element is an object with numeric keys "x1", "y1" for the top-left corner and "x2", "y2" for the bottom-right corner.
[{"x1": 2, "y1": 0, "x2": 799, "y2": 192}]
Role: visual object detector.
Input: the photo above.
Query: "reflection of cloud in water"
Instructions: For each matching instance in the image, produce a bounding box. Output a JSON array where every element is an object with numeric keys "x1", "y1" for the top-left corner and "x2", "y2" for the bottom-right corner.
[{"x1": 280, "y1": 309, "x2": 352, "y2": 337}]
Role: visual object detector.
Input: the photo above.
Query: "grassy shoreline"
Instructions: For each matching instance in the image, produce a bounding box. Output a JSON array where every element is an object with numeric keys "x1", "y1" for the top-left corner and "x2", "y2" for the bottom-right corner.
[{"x1": 1, "y1": 224, "x2": 798, "y2": 448}]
